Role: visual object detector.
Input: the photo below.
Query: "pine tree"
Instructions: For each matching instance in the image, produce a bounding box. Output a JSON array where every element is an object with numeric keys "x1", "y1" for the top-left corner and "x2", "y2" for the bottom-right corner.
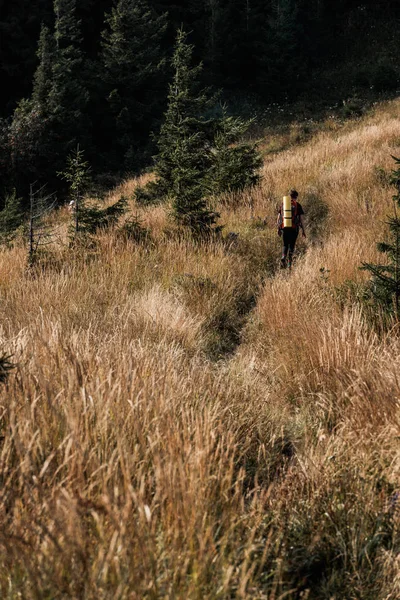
[
  {"x1": 362, "y1": 156, "x2": 400, "y2": 320},
  {"x1": 0, "y1": 190, "x2": 24, "y2": 246},
  {"x1": 32, "y1": 23, "x2": 56, "y2": 110},
  {"x1": 60, "y1": 146, "x2": 127, "y2": 239},
  {"x1": 142, "y1": 29, "x2": 219, "y2": 234},
  {"x1": 8, "y1": 21, "x2": 57, "y2": 195},
  {"x1": 137, "y1": 28, "x2": 215, "y2": 204},
  {"x1": 9, "y1": 98, "x2": 54, "y2": 195},
  {"x1": 207, "y1": 110, "x2": 263, "y2": 195},
  {"x1": 59, "y1": 146, "x2": 91, "y2": 235},
  {"x1": 101, "y1": 0, "x2": 167, "y2": 171},
  {"x1": 137, "y1": 29, "x2": 262, "y2": 229},
  {"x1": 50, "y1": 0, "x2": 90, "y2": 156},
  {"x1": 0, "y1": 353, "x2": 15, "y2": 383}
]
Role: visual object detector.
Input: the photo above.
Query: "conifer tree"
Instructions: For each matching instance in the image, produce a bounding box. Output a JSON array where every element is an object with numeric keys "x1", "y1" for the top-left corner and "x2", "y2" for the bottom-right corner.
[
  {"x1": 9, "y1": 99, "x2": 54, "y2": 195},
  {"x1": 137, "y1": 28, "x2": 215, "y2": 204},
  {"x1": 9, "y1": 1, "x2": 90, "y2": 193},
  {"x1": 0, "y1": 190, "x2": 24, "y2": 246},
  {"x1": 171, "y1": 132, "x2": 220, "y2": 235},
  {"x1": 59, "y1": 146, "x2": 91, "y2": 235},
  {"x1": 50, "y1": 0, "x2": 90, "y2": 155},
  {"x1": 146, "y1": 29, "x2": 220, "y2": 234},
  {"x1": 207, "y1": 110, "x2": 263, "y2": 195},
  {"x1": 8, "y1": 23, "x2": 57, "y2": 192},
  {"x1": 101, "y1": 0, "x2": 167, "y2": 171},
  {"x1": 0, "y1": 353, "x2": 15, "y2": 383},
  {"x1": 32, "y1": 24, "x2": 56, "y2": 110},
  {"x1": 137, "y1": 29, "x2": 262, "y2": 231},
  {"x1": 60, "y1": 146, "x2": 127, "y2": 239},
  {"x1": 362, "y1": 156, "x2": 400, "y2": 320}
]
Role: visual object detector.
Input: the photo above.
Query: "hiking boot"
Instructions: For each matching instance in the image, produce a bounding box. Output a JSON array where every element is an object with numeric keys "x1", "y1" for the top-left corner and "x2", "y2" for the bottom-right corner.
[{"x1": 280, "y1": 257, "x2": 287, "y2": 269}]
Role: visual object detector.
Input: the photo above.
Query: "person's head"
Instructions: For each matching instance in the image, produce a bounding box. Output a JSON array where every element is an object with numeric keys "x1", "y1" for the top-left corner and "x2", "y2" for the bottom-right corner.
[{"x1": 290, "y1": 189, "x2": 298, "y2": 199}]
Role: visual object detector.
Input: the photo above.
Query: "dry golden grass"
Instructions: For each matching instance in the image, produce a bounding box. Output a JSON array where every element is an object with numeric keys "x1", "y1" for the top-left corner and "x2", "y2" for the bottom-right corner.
[{"x1": 1, "y1": 99, "x2": 400, "y2": 598}]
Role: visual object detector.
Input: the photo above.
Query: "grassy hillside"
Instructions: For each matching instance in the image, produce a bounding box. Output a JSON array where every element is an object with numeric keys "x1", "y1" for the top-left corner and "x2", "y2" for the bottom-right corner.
[{"x1": 1, "y1": 99, "x2": 400, "y2": 599}]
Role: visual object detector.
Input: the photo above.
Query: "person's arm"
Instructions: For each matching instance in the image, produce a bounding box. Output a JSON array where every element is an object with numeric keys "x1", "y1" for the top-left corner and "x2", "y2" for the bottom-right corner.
[{"x1": 299, "y1": 214, "x2": 306, "y2": 237}]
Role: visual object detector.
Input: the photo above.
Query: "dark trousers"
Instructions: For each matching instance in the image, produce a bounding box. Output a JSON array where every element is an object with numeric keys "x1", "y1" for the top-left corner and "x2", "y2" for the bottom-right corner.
[{"x1": 282, "y1": 228, "x2": 299, "y2": 263}]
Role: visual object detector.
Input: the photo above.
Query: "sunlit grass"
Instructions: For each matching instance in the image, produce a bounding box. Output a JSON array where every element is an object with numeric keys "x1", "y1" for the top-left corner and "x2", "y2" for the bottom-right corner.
[{"x1": 0, "y1": 99, "x2": 400, "y2": 598}]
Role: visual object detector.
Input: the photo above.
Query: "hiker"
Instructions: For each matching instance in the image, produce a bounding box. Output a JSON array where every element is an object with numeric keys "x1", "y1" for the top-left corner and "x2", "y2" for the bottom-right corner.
[{"x1": 277, "y1": 189, "x2": 306, "y2": 268}]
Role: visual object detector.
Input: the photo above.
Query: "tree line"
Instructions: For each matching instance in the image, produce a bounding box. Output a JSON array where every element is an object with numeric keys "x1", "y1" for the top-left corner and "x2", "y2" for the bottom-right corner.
[
  {"x1": 1, "y1": 0, "x2": 399, "y2": 199},
  {"x1": 0, "y1": 27, "x2": 262, "y2": 250}
]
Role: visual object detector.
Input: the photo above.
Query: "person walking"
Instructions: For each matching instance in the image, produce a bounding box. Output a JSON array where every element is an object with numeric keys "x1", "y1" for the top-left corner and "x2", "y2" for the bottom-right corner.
[{"x1": 277, "y1": 189, "x2": 306, "y2": 269}]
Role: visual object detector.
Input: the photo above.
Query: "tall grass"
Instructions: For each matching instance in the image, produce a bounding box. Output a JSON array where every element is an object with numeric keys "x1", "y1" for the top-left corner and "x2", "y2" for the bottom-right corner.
[{"x1": 0, "y1": 100, "x2": 400, "y2": 598}]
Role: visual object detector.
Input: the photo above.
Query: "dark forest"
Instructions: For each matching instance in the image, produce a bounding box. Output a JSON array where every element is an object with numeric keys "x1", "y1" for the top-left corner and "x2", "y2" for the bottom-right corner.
[{"x1": 1, "y1": 0, "x2": 399, "y2": 199}]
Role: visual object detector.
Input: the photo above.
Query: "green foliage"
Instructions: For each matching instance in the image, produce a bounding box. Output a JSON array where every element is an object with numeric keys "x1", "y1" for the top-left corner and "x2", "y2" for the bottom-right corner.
[
  {"x1": 59, "y1": 145, "x2": 91, "y2": 235},
  {"x1": 207, "y1": 111, "x2": 262, "y2": 195},
  {"x1": 118, "y1": 214, "x2": 150, "y2": 243},
  {"x1": 341, "y1": 97, "x2": 365, "y2": 119},
  {"x1": 141, "y1": 30, "x2": 262, "y2": 234},
  {"x1": 362, "y1": 156, "x2": 400, "y2": 319},
  {"x1": 60, "y1": 146, "x2": 91, "y2": 199},
  {"x1": 32, "y1": 24, "x2": 56, "y2": 109},
  {"x1": 9, "y1": 99, "x2": 55, "y2": 193},
  {"x1": 0, "y1": 190, "x2": 24, "y2": 246},
  {"x1": 49, "y1": 0, "x2": 90, "y2": 154},
  {"x1": 154, "y1": 29, "x2": 220, "y2": 235},
  {"x1": 151, "y1": 28, "x2": 215, "y2": 202},
  {"x1": 134, "y1": 180, "x2": 164, "y2": 206},
  {"x1": 61, "y1": 148, "x2": 128, "y2": 238},
  {"x1": 8, "y1": 1, "x2": 90, "y2": 192},
  {"x1": 77, "y1": 196, "x2": 128, "y2": 236},
  {"x1": 170, "y1": 132, "x2": 221, "y2": 236},
  {"x1": 101, "y1": 0, "x2": 167, "y2": 170},
  {"x1": 0, "y1": 353, "x2": 15, "y2": 383}
]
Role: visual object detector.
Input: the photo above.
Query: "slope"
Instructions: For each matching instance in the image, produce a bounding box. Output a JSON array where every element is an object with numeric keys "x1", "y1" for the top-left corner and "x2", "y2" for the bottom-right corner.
[{"x1": 0, "y1": 99, "x2": 399, "y2": 598}]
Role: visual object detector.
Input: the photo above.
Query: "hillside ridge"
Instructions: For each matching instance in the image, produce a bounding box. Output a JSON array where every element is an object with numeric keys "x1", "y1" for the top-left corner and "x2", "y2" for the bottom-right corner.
[{"x1": 0, "y1": 97, "x2": 400, "y2": 598}]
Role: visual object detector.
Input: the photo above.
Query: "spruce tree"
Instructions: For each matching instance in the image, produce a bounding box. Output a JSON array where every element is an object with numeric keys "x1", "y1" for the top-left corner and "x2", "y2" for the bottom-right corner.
[
  {"x1": 50, "y1": 0, "x2": 90, "y2": 156},
  {"x1": 8, "y1": 23, "x2": 57, "y2": 192},
  {"x1": 137, "y1": 29, "x2": 262, "y2": 230},
  {"x1": 60, "y1": 146, "x2": 127, "y2": 239},
  {"x1": 9, "y1": 99, "x2": 54, "y2": 195},
  {"x1": 0, "y1": 353, "x2": 15, "y2": 383},
  {"x1": 59, "y1": 146, "x2": 92, "y2": 235},
  {"x1": 0, "y1": 190, "x2": 24, "y2": 246},
  {"x1": 171, "y1": 131, "x2": 220, "y2": 236},
  {"x1": 137, "y1": 28, "x2": 215, "y2": 204},
  {"x1": 207, "y1": 110, "x2": 263, "y2": 195},
  {"x1": 362, "y1": 156, "x2": 400, "y2": 320},
  {"x1": 101, "y1": 0, "x2": 167, "y2": 171},
  {"x1": 0, "y1": 0, "x2": 53, "y2": 115},
  {"x1": 9, "y1": 1, "x2": 90, "y2": 194},
  {"x1": 32, "y1": 24, "x2": 56, "y2": 110},
  {"x1": 145, "y1": 29, "x2": 219, "y2": 234}
]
